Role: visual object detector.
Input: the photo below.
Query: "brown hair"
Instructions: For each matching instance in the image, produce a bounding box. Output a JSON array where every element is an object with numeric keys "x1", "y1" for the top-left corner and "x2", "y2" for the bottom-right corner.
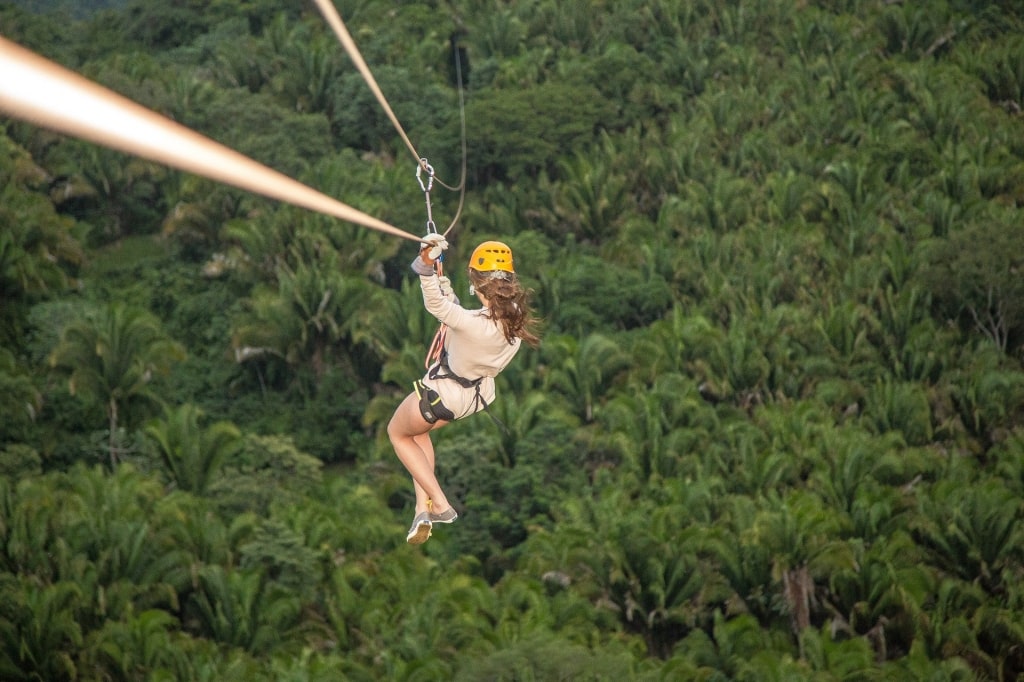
[{"x1": 468, "y1": 268, "x2": 541, "y2": 347}]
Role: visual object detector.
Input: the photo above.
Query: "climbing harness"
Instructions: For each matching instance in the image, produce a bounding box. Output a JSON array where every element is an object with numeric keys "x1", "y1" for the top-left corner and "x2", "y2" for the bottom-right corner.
[
  {"x1": 415, "y1": 352, "x2": 504, "y2": 431},
  {"x1": 425, "y1": 350, "x2": 508, "y2": 433},
  {"x1": 414, "y1": 379, "x2": 455, "y2": 423}
]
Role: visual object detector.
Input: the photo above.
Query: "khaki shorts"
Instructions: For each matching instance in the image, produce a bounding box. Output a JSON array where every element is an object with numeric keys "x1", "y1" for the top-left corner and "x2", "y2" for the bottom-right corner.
[{"x1": 420, "y1": 373, "x2": 496, "y2": 420}]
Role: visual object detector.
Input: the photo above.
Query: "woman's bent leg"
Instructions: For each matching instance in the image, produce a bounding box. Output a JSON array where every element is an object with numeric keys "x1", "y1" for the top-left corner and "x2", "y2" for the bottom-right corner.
[{"x1": 387, "y1": 392, "x2": 453, "y2": 515}]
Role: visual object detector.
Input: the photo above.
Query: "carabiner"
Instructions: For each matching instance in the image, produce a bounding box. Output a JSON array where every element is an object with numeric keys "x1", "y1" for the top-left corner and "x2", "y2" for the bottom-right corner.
[{"x1": 416, "y1": 158, "x2": 435, "y2": 193}]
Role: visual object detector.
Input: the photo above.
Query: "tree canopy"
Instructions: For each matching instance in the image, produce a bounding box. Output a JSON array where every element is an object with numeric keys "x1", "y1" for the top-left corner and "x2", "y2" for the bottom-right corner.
[{"x1": 2, "y1": 0, "x2": 1024, "y2": 679}]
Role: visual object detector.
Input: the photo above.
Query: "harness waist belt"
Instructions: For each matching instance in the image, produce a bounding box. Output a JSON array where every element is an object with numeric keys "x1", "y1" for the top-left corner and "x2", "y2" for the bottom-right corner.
[{"x1": 428, "y1": 362, "x2": 482, "y2": 388}]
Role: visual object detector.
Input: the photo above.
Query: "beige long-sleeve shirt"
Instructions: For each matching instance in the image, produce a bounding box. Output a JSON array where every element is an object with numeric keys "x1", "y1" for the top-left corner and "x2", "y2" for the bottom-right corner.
[{"x1": 418, "y1": 273, "x2": 521, "y2": 418}]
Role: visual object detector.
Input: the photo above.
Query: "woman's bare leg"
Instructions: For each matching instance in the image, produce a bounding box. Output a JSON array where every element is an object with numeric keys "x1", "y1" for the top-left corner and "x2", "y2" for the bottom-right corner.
[
  {"x1": 387, "y1": 392, "x2": 454, "y2": 515},
  {"x1": 410, "y1": 431, "x2": 437, "y2": 513}
]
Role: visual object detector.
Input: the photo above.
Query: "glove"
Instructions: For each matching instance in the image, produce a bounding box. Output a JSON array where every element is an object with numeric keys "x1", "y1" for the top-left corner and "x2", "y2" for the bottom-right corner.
[
  {"x1": 420, "y1": 233, "x2": 448, "y2": 262},
  {"x1": 438, "y1": 275, "x2": 459, "y2": 303}
]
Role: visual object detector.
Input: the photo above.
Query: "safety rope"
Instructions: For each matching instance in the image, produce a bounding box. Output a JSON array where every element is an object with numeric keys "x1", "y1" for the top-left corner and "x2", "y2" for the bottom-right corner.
[
  {"x1": 441, "y1": 33, "x2": 468, "y2": 237},
  {"x1": 420, "y1": 32, "x2": 473, "y2": 365},
  {"x1": 419, "y1": 31, "x2": 473, "y2": 367},
  {"x1": 417, "y1": 160, "x2": 447, "y2": 367},
  {"x1": 311, "y1": 0, "x2": 468, "y2": 235},
  {"x1": 0, "y1": 37, "x2": 423, "y2": 244}
]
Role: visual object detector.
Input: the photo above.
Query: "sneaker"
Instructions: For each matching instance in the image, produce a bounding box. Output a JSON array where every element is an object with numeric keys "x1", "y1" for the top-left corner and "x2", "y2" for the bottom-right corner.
[
  {"x1": 429, "y1": 506, "x2": 458, "y2": 524},
  {"x1": 406, "y1": 512, "x2": 432, "y2": 544}
]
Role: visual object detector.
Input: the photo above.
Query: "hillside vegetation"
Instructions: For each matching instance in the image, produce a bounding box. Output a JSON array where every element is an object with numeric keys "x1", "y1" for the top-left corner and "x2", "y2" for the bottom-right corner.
[{"x1": 2, "y1": 0, "x2": 1024, "y2": 679}]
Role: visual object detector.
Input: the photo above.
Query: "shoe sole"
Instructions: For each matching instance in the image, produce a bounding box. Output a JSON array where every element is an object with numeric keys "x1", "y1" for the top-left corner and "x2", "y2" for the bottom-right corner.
[{"x1": 406, "y1": 522, "x2": 432, "y2": 544}]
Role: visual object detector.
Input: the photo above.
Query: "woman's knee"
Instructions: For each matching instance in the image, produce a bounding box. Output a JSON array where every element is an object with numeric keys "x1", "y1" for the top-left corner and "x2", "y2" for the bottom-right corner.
[
  {"x1": 388, "y1": 393, "x2": 420, "y2": 442},
  {"x1": 387, "y1": 412, "x2": 405, "y2": 443}
]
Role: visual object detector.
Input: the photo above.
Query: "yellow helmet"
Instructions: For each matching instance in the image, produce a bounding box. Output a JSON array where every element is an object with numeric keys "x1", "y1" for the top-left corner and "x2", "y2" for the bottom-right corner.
[{"x1": 469, "y1": 241, "x2": 515, "y2": 273}]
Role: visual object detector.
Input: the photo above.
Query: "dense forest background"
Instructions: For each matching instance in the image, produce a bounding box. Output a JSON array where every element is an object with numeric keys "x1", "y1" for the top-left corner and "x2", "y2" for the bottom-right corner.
[{"x1": 2, "y1": 0, "x2": 1024, "y2": 679}]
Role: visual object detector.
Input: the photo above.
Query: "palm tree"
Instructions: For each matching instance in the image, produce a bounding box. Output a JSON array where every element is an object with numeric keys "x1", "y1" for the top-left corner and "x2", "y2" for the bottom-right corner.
[
  {"x1": 820, "y1": 158, "x2": 891, "y2": 258},
  {"x1": 454, "y1": 632, "x2": 637, "y2": 681},
  {"x1": 912, "y1": 578, "x2": 992, "y2": 677},
  {"x1": 158, "y1": 70, "x2": 218, "y2": 123},
  {"x1": 58, "y1": 464, "x2": 189, "y2": 619},
  {"x1": 0, "y1": 133, "x2": 85, "y2": 347},
  {"x1": 542, "y1": 333, "x2": 630, "y2": 423},
  {"x1": 219, "y1": 211, "x2": 291, "y2": 282},
  {"x1": 0, "y1": 209, "x2": 80, "y2": 311},
  {"x1": 817, "y1": 295, "x2": 882, "y2": 373},
  {"x1": 877, "y1": 1, "x2": 957, "y2": 59},
  {"x1": 529, "y1": 486, "x2": 715, "y2": 658},
  {"x1": 158, "y1": 174, "x2": 237, "y2": 260},
  {"x1": 230, "y1": 253, "x2": 373, "y2": 389},
  {"x1": 909, "y1": 478, "x2": 1024, "y2": 598},
  {"x1": 78, "y1": 608, "x2": 190, "y2": 681},
  {"x1": 995, "y1": 429, "x2": 1024, "y2": 495},
  {"x1": 872, "y1": 285, "x2": 951, "y2": 383},
  {"x1": 681, "y1": 166, "x2": 757, "y2": 234},
  {"x1": 1, "y1": 578, "x2": 84, "y2": 681},
  {"x1": 627, "y1": 306, "x2": 695, "y2": 382},
  {"x1": 860, "y1": 376, "x2": 933, "y2": 447},
  {"x1": 543, "y1": 141, "x2": 629, "y2": 243},
  {"x1": 598, "y1": 373, "x2": 714, "y2": 485},
  {"x1": 57, "y1": 141, "x2": 166, "y2": 241},
  {"x1": 945, "y1": 344, "x2": 1024, "y2": 443},
  {"x1": 722, "y1": 491, "x2": 858, "y2": 641},
  {"x1": 149, "y1": 490, "x2": 231, "y2": 591},
  {"x1": 961, "y1": 33, "x2": 1024, "y2": 110},
  {"x1": 677, "y1": 610, "x2": 801, "y2": 680},
  {"x1": 879, "y1": 639, "x2": 977, "y2": 680},
  {"x1": 466, "y1": 6, "x2": 526, "y2": 60},
  {"x1": 476, "y1": 388, "x2": 570, "y2": 468},
  {"x1": 212, "y1": 33, "x2": 271, "y2": 93},
  {"x1": 49, "y1": 303, "x2": 186, "y2": 465},
  {"x1": 324, "y1": 551, "x2": 459, "y2": 674},
  {"x1": 0, "y1": 473, "x2": 68, "y2": 581},
  {"x1": 0, "y1": 348, "x2": 41, "y2": 445},
  {"x1": 280, "y1": 32, "x2": 339, "y2": 115},
  {"x1": 350, "y1": 276, "x2": 439, "y2": 378},
  {"x1": 806, "y1": 426, "x2": 910, "y2": 538},
  {"x1": 825, "y1": 530, "x2": 935, "y2": 661},
  {"x1": 970, "y1": 605, "x2": 1024, "y2": 680},
  {"x1": 698, "y1": 317, "x2": 773, "y2": 410},
  {"x1": 143, "y1": 403, "x2": 242, "y2": 495},
  {"x1": 188, "y1": 565, "x2": 302, "y2": 655}
]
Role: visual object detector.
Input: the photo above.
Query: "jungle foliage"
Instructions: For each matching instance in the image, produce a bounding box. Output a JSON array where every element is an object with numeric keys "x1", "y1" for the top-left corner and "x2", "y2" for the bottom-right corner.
[{"x1": 2, "y1": 0, "x2": 1024, "y2": 679}]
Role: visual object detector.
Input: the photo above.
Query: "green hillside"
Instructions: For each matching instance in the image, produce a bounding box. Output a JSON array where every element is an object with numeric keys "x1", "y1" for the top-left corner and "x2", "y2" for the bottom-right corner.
[{"x1": 2, "y1": 0, "x2": 1024, "y2": 679}]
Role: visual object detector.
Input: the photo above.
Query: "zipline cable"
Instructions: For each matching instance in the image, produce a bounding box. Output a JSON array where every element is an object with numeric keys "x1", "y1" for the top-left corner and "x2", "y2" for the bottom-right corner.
[
  {"x1": 311, "y1": 0, "x2": 425, "y2": 171},
  {"x1": 0, "y1": 36, "x2": 423, "y2": 244},
  {"x1": 311, "y1": 0, "x2": 467, "y2": 234}
]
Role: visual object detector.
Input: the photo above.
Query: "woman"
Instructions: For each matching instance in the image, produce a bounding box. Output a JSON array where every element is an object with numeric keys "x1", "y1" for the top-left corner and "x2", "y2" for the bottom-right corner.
[{"x1": 387, "y1": 235, "x2": 540, "y2": 544}]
